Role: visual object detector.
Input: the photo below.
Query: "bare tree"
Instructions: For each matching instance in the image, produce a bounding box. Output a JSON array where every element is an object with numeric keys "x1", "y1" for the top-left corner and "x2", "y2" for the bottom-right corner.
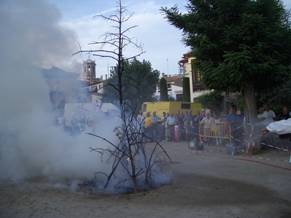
[
  {"x1": 74, "y1": 0, "x2": 171, "y2": 193},
  {"x1": 73, "y1": 0, "x2": 144, "y2": 108}
]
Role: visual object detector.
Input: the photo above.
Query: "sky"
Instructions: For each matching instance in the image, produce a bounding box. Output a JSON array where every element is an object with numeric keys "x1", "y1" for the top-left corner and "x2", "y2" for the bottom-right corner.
[{"x1": 48, "y1": 0, "x2": 291, "y2": 77}]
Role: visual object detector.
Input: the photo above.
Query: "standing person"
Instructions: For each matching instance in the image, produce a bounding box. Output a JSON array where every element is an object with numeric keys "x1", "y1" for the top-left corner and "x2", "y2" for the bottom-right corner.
[
  {"x1": 160, "y1": 112, "x2": 167, "y2": 141},
  {"x1": 166, "y1": 113, "x2": 176, "y2": 141},
  {"x1": 151, "y1": 112, "x2": 159, "y2": 141},
  {"x1": 278, "y1": 106, "x2": 290, "y2": 120},
  {"x1": 176, "y1": 111, "x2": 184, "y2": 141},
  {"x1": 257, "y1": 105, "x2": 276, "y2": 122},
  {"x1": 225, "y1": 105, "x2": 242, "y2": 123},
  {"x1": 175, "y1": 112, "x2": 182, "y2": 142},
  {"x1": 144, "y1": 112, "x2": 152, "y2": 140},
  {"x1": 200, "y1": 109, "x2": 215, "y2": 143},
  {"x1": 224, "y1": 104, "x2": 244, "y2": 146},
  {"x1": 265, "y1": 105, "x2": 276, "y2": 120},
  {"x1": 197, "y1": 109, "x2": 206, "y2": 122},
  {"x1": 184, "y1": 111, "x2": 192, "y2": 141},
  {"x1": 165, "y1": 113, "x2": 170, "y2": 141},
  {"x1": 190, "y1": 112, "x2": 197, "y2": 140},
  {"x1": 136, "y1": 112, "x2": 144, "y2": 127},
  {"x1": 174, "y1": 113, "x2": 179, "y2": 142},
  {"x1": 144, "y1": 112, "x2": 152, "y2": 128},
  {"x1": 193, "y1": 110, "x2": 204, "y2": 139},
  {"x1": 179, "y1": 112, "x2": 186, "y2": 141}
]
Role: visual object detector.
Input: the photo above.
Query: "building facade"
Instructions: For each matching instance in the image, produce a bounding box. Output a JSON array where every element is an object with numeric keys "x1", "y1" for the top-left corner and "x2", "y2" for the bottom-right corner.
[
  {"x1": 155, "y1": 74, "x2": 183, "y2": 100},
  {"x1": 179, "y1": 52, "x2": 208, "y2": 102}
]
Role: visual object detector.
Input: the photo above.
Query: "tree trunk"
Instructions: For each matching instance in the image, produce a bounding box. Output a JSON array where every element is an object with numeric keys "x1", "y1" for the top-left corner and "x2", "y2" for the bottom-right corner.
[
  {"x1": 243, "y1": 82, "x2": 257, "y2": 124},
  {"x1": 223, "y1": 89, "x2": 229, "y2": 114}
]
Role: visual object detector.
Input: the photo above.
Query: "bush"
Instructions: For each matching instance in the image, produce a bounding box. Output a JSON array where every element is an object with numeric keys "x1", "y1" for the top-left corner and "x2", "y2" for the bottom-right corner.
[
  {"x1": 257, "y1": 79, "x2": 291, "y2": 114},
  {"x1": 195, "y1": 91, "x2": 223, "y2": 112}
]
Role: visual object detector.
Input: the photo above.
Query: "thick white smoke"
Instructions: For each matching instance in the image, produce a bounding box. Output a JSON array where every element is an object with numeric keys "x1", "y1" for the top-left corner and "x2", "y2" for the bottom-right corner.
[{"x1": 0, "y1": 0, "x2": 121, "y2": 182}]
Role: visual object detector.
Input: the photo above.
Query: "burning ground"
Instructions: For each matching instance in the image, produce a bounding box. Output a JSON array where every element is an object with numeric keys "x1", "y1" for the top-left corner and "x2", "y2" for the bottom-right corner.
[{"x1": 1, "y1": 142, "x2": 291, "y2": 218}]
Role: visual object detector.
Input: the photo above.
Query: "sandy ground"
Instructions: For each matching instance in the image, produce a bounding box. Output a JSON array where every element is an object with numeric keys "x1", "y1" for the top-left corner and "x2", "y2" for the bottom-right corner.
[{"x1": 0, "y1": 142, "x2": 291, "y2": 218}]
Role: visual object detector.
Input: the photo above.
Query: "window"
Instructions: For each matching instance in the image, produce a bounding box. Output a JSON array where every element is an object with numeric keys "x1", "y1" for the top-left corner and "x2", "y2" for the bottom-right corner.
[{"x1": 191, "y1": 59, "x2": 201, "y2": 82}]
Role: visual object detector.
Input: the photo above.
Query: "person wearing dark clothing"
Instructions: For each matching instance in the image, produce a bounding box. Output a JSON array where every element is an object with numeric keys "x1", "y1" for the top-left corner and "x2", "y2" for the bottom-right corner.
[
  {"x1": 224, "y1": 105, "x2": 243, "y2": 146},
  {"x1": 184, "y1": 112, "x2": 192, "y2": 141},
  {"x1": 151, "y1": 112, "x2": 159, "y2": 141},
  {"x1": 166, "y1": 114, "x2": 176, "y2": 141},
  {"x1": 178, "y1": 112, "x2": 185, "y2": 141},
  {"x1": 278, "y1": 106, "x2": 290, "y2": 120},
  {"x1": 224, "y1": 105, "x2": 243, "y2": 124},
  {"x1": 160, "y1": 112, "x2": 167, "y2": 141}
]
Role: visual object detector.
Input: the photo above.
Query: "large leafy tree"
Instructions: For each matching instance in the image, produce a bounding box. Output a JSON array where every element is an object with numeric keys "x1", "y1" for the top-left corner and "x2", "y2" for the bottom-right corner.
[
  {"x1": 162, "y1": 0, "x2": 291, "y2": 122},
  {"x1": 103, "y1": 58, "x2": 159, "y2": 114},
  {"x1": 159, "y1": 77, "x2": 169, "y2": 101},
  {"x1": 183, "y1": 77, "x2": 191, "y2": 102},
  {"x1": 258, "y1": 79, "x2": 291, "y2": 112}
]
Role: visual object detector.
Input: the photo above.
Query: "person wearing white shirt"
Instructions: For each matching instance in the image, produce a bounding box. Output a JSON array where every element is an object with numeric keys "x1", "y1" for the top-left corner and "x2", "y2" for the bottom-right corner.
[{"x1": 257, "y1": 105, "x2": 276, "y2": 122}]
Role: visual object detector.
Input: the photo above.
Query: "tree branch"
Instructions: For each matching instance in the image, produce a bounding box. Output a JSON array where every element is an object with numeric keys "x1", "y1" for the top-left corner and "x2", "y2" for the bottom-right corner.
[
  {"x1": 92, "y1": 54, "x2": 119, "y2": 61},
  {"x1": 122, "y1": 25, "x2": 138, "y2": 35},
  {"x1": 94, "y1": 14, "x2": 119, "y2": 23},
  {"x1": 122, "y1": 13, "x2": 134, "y2": 22},
  {"x1": 87, "y1": 133, "x2": 124, "y2": 154},
  {"x1": 125, "y1": 51, "x2": 146, "y2": 60},
  {"x1": 73, "y1": 49, "x2": 118, "y2": 57},
  {"x1": 122, "y1": 35, "x2": 143, "y2": 49},
  {"x1": 89, "y1": 41, "x2": 119, "y2": 48},
  {"x1": 88, "y1": 49, "x2": 119, "y2": 56}
]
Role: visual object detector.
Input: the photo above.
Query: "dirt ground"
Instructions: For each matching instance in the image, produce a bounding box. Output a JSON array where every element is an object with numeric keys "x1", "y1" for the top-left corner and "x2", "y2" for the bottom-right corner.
[{"x1": 0, "y1": 142, "x2": 291, "y2": 218}]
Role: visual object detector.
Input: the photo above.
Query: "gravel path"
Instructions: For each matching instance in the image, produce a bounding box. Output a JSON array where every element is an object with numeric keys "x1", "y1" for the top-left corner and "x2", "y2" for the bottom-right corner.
[{"x1": 0, "y1": 142, "x2": 290, "y2": 218}]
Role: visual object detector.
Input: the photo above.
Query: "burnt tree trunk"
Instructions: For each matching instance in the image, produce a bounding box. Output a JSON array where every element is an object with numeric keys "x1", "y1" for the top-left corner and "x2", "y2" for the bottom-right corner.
[
  {"x1": 74, "y1": 0, "x2": 146, "y2": 192},
  {"x1": 117, "y1": 0, "x2": 123, "y2": 108}
]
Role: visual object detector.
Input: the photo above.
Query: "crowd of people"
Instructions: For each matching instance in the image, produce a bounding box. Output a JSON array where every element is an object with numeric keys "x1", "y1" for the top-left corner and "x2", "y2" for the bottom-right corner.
[
  {"x1": 141, "y1": 105, "x2": 291, "y2": 144},
  {"x1": 257, "y1": 105, "x2": 291, "y2": 123},
  {"x1": 141, "y1": 106, "x2": 244, "y2": 143},
  {"x1": 143, "y1": 111, "x2": 196, "y2": 142}
]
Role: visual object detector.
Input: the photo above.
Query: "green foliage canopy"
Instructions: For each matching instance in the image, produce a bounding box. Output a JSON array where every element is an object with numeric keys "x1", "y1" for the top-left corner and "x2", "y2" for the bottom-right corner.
[
  {"x1": 159, "y1": 77, "x2": 169, "y2": 101},
  {"x1": 195, "y1": 90, "x2": 224, "y2": 112},
  {"x1": 162, "y1": 0, "x2": 291, "y2": 92},
  {"x1": 103, "y1": 59, "x2": 159, "y2": 113},
  {"x1": 182, "y1": 77, "x2": 191, "y2": 102},
  {"x1": 258, "y1": 78, "x2": 291, "y2": 113}
]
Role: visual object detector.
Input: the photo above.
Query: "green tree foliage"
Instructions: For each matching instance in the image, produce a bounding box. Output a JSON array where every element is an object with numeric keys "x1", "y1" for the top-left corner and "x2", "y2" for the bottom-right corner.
[
  {"x1": 162, "y1": 0, "x2": 291, "y2": 122},
  {"x1": 159, "y1": 77, "x2": 169, "y2": 101},
  {"x1": 195, "y1": 91, "x2": 224, "y2": 113},
  {"x1": 182, "y1": 77, "x2": 191, "y2": 102},
  {"x1": 103, "y1": 58, "x2": 159, "y2": 114},
  {"x1": 258, "y1": 78, "x2": 291, "y2": 113}
]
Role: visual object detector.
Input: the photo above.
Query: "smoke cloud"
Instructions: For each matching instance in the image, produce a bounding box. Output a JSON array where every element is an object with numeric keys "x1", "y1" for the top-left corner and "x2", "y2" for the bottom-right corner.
[{"x1": 0, "y1": 0, "x2": 121, "y2": 183}]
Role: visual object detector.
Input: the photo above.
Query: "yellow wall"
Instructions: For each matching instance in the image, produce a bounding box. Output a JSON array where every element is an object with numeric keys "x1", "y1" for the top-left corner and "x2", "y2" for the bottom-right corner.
[
  {"x1": 191, "y1": 103, "x2": 202, "y2": 115},
  {"x1": 142, "y1": 101, "x2": 202, "y2": 118}
]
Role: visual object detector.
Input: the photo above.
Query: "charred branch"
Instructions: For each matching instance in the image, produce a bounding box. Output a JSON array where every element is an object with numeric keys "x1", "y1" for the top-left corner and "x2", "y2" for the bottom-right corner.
[
  {"x1": 88, "y1": 41, "x2": 119, "y2": 48},
  {"x1": 73, "y1": 0, "x2": 169, "y2": 193}
]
